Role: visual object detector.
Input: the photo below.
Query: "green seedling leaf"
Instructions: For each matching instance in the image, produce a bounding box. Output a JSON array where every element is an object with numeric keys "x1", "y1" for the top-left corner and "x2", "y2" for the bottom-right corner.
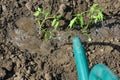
[
  {"x1": 53, "y1": 21, "x2": 59, "y2": 30},
  {"x1": 91, "y1": 10, "x2": 103, "y2": 23},
  {"x1": 90, "y1": 4, "x2": 98, "y2": 14},
  {"x1": 98, "y1": 11, "x2": 103, "y2": 21},
  {"x1": 52, "y1": 19, "x2": 57, "y2": 27},
  {"x1": 77, "y1": 16, "x2": 83, "y2": 28},
  {"x1": 88, "y1": 37, "x2": 92, "y2": 42},
  {"x1": 90, "y1": 14, "x2": 99, "y2": 23},
  {"x1": 92, "y1": 4, "x2": 98, "y2": 8},
  {"x1": 52, "y1": 19, "x2": 59, "y2": 30},
  {"x1": 45, "y1": 11, "x2": 50, "y2": 17},
  {"x1": 91, "y1": 4, "x2": 98, "y2": 10},
  {"x1": 76, "y1": 14, "x2": 81, "y2": 17},
  {"x1": 68, "y1": 17, "x2": 77, "y2": 28},
  {"x1": 90, "y1": 7, "x2": 94, "y2": 14},
  {"x1": 34, "y1": 11, "x2": 40, "y2": 17},
  {"x1": 56, "y1": 14, "x2": 62, "y2": 20},
  {"x1": 38, "y1": 7, "x2": 42, "y2": 12},
  {"x1": 34, "y1": 8, "x2": 44, "y2": 17},
  {"x1": 51, "y1": 14, "x2": 62, "y2": 30},
  {"x1": 94, "y1": 18, "x2": 99, "y2": 23}
]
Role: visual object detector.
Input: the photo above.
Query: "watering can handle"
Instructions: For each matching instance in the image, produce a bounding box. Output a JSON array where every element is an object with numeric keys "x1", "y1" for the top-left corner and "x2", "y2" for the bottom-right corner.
[
  {"x1": 89, "y1": 63, "x2": 119, "y2": 80},
  {"x1": 73, "y1": 37, "x2": 119, "y2": 80}
]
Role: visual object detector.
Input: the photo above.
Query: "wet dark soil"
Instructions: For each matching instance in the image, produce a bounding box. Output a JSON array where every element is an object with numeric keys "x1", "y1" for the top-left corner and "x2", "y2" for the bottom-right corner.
[{"x1": 0, "y1": 0, "x2": 120, "y2": 80}]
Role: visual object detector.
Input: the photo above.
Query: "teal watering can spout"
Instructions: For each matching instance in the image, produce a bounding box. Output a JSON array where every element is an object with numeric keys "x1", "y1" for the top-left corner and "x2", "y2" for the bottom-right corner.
[
  {"x1": 73, "y1": 37, "x2": 89, "y2": 80},
  {"x1": 73, "y1": 37, "x2": 119, "y2": 80}
]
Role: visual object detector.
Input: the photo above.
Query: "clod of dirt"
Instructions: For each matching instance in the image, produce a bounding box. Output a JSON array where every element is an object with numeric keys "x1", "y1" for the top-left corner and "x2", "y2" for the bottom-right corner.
[
  {"x1": 25, "y1": 1, "x2": 32, "y2": 11},
  {"x1": 58, "y1": 4, "x2": 67, "y2": 15},
  {"x1": 13, "y1": 72, "x2": 24, "y2": 80},
  {"x1": 1, "y1": 5, "x2": 7, "y2": 12},
  {"x1": 93, "y1": 0, "x2": 120, "y2": 15},
  {"x1": 45, "y1": 73, "x2": 52, "y2": 80},
  {"x1": 0, "y1": 68, "x2": 6, "y2": 79}
]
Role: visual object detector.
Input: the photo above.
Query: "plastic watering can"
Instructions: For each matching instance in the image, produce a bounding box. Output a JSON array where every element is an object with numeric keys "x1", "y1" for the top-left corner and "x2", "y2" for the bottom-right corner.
[{"x1": 73, "y1": 37, "x2": 119, "y2": 80}]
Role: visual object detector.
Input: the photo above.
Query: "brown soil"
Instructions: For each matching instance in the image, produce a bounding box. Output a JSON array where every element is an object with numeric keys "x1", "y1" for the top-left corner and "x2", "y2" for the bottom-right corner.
[{"x1": 0, "y1": 0, "x2": 120, "y2": 80}]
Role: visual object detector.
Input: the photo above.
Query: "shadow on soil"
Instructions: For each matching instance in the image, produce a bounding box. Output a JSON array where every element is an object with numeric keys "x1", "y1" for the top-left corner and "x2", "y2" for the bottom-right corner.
[
  {"x1": 85, "y1": 42, "x2": 120, "y2": 52},
  {"x1": 2, "y1": 63, "x2": 16, "y2": 80}
]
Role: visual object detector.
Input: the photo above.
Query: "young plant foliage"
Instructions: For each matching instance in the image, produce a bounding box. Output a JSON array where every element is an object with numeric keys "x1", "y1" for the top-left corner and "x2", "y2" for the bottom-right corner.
[
  {"x1": 33, "y1": 8, "x2": 62, "y2": 40},
  {"x1": 34, "y1": 4, "x2": 104, "y2": 41},
  {"x1": 68, "y1": 3, "x2": 104, "y2": 41}
]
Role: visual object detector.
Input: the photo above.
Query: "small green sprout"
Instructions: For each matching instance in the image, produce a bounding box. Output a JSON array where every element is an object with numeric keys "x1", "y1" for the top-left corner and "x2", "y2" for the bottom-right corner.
[
  {"x1": 68, "y1": 3, "x2": 104, "y2": 41},
  {"x1": 68, "y1": 14, "x2": 83, "y2": 28},
  {"x1": 34, "y1": 7, "x2": 62, "y2": 31},
  {"x1": 90, "y1": 4, "x2": 104, "y2": 23},
  {"x1": 52, "y1": 15, "x2": 62, "y2": 30},
  {"x1": 34, "y1": 7, "x2": 62, "y2": 40}
]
